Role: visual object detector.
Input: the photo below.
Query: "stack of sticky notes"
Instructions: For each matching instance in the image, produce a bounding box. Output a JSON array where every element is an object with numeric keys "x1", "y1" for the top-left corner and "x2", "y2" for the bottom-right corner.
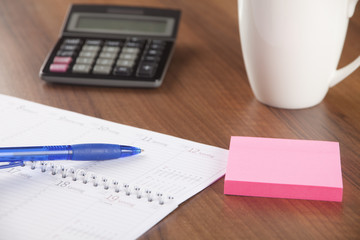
[{"x1": 224, "y1": 137, "x2": 343, "y2": 202}]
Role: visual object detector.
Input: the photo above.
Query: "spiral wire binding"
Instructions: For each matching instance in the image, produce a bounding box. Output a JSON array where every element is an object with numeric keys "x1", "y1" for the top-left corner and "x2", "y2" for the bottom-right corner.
[{"x1": 25, "y1": 161, "x2": 174, "y2": 205}]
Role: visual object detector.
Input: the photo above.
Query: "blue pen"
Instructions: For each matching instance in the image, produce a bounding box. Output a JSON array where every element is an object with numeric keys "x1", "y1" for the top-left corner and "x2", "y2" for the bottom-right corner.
[{"x1": 0, "y1": 143, "x2": 143, "y2": 169}]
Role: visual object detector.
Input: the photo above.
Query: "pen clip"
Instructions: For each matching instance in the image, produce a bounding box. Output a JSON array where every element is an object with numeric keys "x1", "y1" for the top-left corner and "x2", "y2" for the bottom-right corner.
[{"x1": 0, "y1": 161, "x2": 24, "y2": 169}]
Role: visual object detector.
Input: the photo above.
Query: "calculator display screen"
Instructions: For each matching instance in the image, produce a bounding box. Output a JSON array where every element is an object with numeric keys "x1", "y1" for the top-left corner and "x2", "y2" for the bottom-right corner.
[{"x1": 67, "y1": 13, "x2": 174, "y2": 36}]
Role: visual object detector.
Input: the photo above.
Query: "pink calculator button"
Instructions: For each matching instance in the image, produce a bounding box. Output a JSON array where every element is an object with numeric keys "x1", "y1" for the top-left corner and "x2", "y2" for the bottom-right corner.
[
  {"x1": 53, "y1": 56, "x2": 73, "y2": 64},
  {"x1": 50, "y1": 64, "x2": 68, "y2": 72}
]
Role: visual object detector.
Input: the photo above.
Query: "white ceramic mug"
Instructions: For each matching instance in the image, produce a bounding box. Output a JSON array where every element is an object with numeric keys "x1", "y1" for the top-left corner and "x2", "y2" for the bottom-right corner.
[{"x1": 238, "y1": 0, "x2": 360, "y2": 109}]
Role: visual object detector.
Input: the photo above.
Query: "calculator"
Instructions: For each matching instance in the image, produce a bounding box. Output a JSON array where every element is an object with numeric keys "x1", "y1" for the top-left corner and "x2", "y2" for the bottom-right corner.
[{"x1": 40, "y1": 5, "x2": 181, "y2": 87}]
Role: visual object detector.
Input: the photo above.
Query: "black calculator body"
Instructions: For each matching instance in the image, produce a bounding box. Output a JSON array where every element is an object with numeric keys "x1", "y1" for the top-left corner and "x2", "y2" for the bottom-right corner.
[{"x1": 40, "y1": 5, "x2": 181, "y2": 87}]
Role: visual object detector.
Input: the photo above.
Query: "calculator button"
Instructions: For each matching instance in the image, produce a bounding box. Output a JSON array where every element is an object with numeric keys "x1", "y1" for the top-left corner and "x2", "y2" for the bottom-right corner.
[
  {"x1": 152, "y1": 39, "x2": 166, "y2": 45},
  {"x1": 99, "y1": 52, "x2": 117, "y2": 59},
  {"x1": 50, "y1": 64, "x2": 68, "y2": 72},
  {"x1": 113, "y1": 66, "x2": 132, "y2": 76},
  {"x1": 125, "y1": 42, "x2": 143, "y2": 48},
  {"x1": 64, "y1": 38, "x2": 83, "y2": 45},
  {"x1": 102, "y1": 46, "x2": 120, "y2": 53},
  {"x1": 147, "y1": 49, "x2": 162, "y2": 56},
  {"x1": 79, "y1": 51, "x2": 97, "y2": 58},
  {"x1": 143, "y1": 55, "x2": 160, "y2": 62},
  {"x1": 93, "y1": 65, "x2": 112, "y2": 75},
  {"x1": 53, "y1": 56, "x2": 72, "y2": 64},
  {"x1": 122, "y1": 47, "x2": 140, "y2": 54},
  {"x1": 119, "y1": 53, "x2": 137, "y2": 60},
  {"x1": 57, "y1": 50, "x2": 76, "y2": 57},
  {"x1": 60, "y1": 44, "x2": 80, "y2": 51},
  {"x1": 116, "y1": 59, "x2": 135, "y2": 68},
  {"x1": 105, "y1": 40, "x2": 124, "y2": 47},
  {"x1": 149, "y1": 43, "x2": 165, "y2": 51},
  {"x1": 82, "y1": 45, "x2": 101, "y2": 52},
  {"x1": 76, "y1": 57, "x2": 95, "y2": 65},
  {"x1": 72, "y1": 64, "x2": 92, "y2": 74},
  {"x1": 129, "y1": 37, "x2": 146, "y2": 43},
  {"x1": 96, "y1": 58, "x2": 114, "y2": 66},
  {"x1": 85, "y1": 39, "x2": 103, "y2": 45},
  {"x1": 127, "y1": 38, "x2": 146, "y2": 48},
  {"x1": 137, "y1": 62, "x2": 158, "y2": 78}
]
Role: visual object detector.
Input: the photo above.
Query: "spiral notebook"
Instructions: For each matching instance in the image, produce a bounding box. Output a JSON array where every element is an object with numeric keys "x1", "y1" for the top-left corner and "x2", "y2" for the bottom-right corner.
[{"x1": 0, "y1": 94, "x2": 228, "y2": 240}]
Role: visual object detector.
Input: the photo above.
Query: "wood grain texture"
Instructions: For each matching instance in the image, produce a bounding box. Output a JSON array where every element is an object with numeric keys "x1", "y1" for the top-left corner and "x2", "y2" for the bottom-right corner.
[{"x1": 0, "y1": 0, "x2": 359, "y2": 239}]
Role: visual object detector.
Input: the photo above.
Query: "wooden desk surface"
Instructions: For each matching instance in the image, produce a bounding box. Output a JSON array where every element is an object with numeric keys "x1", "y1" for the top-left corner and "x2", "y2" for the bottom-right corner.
[{"x1": 1, "y1": 0, "x2": 359, "y2": 239}]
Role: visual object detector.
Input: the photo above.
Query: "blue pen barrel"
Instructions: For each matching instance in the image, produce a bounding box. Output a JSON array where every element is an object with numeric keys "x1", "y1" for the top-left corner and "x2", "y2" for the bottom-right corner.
[
  {"x1": 0, "y1": 145, "x2": 72, "y2": 162},
  {"x1": 71, "y1": 144, "x2": 141, "y2": 160},
  {"x1": 0, "y1": 144, "x2": 141, "y2": 164}
]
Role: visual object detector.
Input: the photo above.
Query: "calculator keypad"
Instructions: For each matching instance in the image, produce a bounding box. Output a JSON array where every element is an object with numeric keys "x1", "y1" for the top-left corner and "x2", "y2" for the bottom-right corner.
[{"x1": 48, "y1": 37, "x2": 167, "y2": 80}]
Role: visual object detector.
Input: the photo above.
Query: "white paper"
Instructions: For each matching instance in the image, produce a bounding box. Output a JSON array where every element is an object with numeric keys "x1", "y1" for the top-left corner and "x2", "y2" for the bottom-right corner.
[{"x1": 0, "y1": 94, "x2": 228, "y2": 240}]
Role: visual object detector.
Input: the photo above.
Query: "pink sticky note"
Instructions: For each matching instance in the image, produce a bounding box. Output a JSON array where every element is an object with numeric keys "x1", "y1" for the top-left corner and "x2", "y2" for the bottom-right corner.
[{"x1": 224, "y1": 137, "x2": 343, "y2": 202}]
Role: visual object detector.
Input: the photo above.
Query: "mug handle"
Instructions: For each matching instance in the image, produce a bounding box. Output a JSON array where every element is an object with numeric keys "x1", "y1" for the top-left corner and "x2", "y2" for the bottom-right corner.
[
  {"x1": 330, "y1": 0, "x2": 360, "y2": 87},
  {"x1": 330, "y1": 56, "x2": 360, "y2": 87}
]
